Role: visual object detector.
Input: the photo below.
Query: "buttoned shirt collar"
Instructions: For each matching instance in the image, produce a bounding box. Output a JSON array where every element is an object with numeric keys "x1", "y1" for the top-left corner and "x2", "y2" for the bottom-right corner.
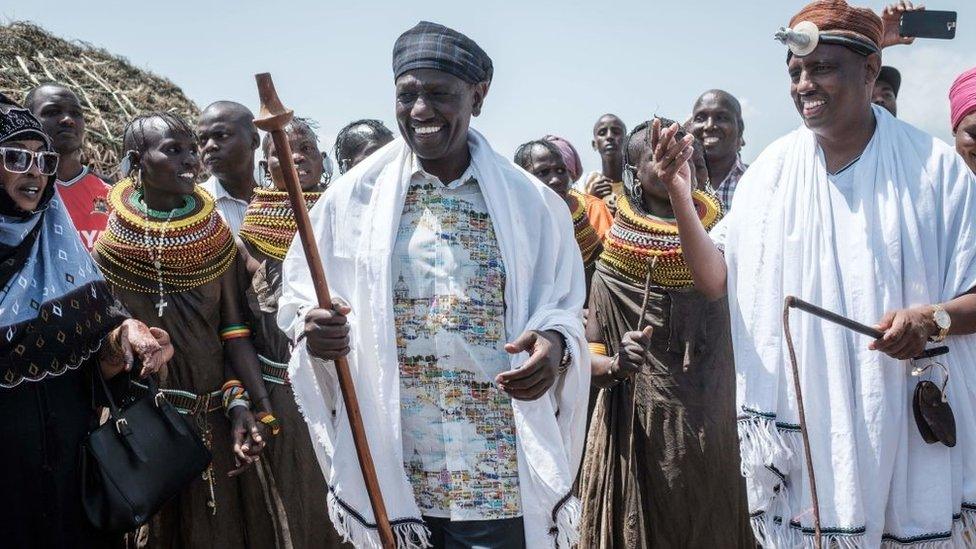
[{"x1": 410, "y1": 154, "x2": 477, "y2": 189}]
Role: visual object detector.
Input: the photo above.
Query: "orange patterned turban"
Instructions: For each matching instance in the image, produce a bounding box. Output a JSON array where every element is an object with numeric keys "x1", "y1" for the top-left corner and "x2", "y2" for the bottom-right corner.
[{"x1": 780, "y1": 0, "x2": 883, "y2": 58}]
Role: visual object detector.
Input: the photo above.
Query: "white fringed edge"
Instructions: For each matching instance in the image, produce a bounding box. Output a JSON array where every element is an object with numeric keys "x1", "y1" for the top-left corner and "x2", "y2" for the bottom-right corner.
[
  {"x1": 737, "y1": 414, "x2": 801, "y2": 510},
  {"x1": 880, "y1": 507, "x2": 976, "y2": 548},
  {"x1": 327, "y1": 491, "x2": 431, "y2": 549},
  {"x1": 741, "y1": 415, "x2": 976, "y2": 549},
  {"x1": 552, "y1": 496, "x2": 582, "y2": 548},
  {"x1": 750, "y1": 513, "x2": 866, "y2": 549}
]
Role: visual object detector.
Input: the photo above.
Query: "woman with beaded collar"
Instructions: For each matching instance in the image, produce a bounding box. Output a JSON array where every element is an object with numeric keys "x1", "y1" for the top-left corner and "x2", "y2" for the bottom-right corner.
[
  {"x1": 236, "y1": 117, "x2": 346, "y2": 548},
  {"x1": 577, "y1": 117, "x2": 752, "y2": 548},
  {"x1": 92, "y1": 112, "x2": 282, "y2": 548}
]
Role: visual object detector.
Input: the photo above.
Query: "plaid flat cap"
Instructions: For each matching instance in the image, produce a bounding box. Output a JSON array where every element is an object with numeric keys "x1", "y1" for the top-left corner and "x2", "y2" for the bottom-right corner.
[{"x1": 392, "y1": 21, "x2": 493, "y2": 84}]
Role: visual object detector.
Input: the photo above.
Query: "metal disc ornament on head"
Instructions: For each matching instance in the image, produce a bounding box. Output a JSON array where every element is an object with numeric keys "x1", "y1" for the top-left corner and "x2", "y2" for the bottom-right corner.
[
  {"x1": 775, "y1": 20, "x2": 820, "y2": 57},
  {"x1": 252, "y1": 73, "x2": 396, "y2": 549}
]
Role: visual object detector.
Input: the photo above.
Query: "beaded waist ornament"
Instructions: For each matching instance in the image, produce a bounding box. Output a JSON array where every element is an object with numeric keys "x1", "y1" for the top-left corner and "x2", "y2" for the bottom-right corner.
[
  {"x1": 239, "y1": 188, "x2": 322, "y2": 261},
  {"x1": 95, "y1": 178, "x2": 236, "y2": 300},
  {"x1": 600, "y1": 190, "x2": 722, "y2": 287},
  {"x1": 568, "y1": 190, "x2": 602, "y2": 266}
]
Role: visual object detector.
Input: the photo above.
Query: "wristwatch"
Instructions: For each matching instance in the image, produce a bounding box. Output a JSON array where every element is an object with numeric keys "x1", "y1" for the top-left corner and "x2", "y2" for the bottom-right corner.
[{"x1": 930, "y1": 304, "x2": 951, "y2": 343}]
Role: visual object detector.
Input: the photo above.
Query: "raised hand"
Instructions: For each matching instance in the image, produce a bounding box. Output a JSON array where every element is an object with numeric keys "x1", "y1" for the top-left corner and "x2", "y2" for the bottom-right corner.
[
  {"x1": 881, "y1": 1, "x2": 924, "y2": 48},
  {"x1": 649, "y1": 118, "x2": 695, "y2": 203}
]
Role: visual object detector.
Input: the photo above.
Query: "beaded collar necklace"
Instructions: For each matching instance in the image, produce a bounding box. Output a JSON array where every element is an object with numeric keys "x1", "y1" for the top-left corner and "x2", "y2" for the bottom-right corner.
[
  {"x1": 94, "y1": 178, "x2": 236, "y2": 295},
  {"x1": 239, "y1": 188, "x2": 322, "y2": 261},
  {"x1": 568, "y1": 190, "x2": 602, "y2": 266},
  {"x1": 600, "y1": 190, "x2": 723, "y2": 287}
]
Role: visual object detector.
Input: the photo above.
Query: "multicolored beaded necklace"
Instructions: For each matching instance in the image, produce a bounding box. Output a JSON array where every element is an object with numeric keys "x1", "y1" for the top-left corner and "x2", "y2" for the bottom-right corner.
[
  {"x1": 95, "y1": 178, "x2": 236, "y2": 297},
  {"x1": 238, "y1": 188, "x2": 322, "y2": 261},
  {"x1": 600, "y1": 189, "x2": 723, "y2": 287},
  {"x1": 568, "y1": 190, "x2": 602, "y2": 266}
]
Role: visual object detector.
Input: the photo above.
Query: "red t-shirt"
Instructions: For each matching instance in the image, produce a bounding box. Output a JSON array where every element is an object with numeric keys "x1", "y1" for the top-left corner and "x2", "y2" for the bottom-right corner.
[{"x1": 56, "y1": 167, "x2": 111, "y2": 252}]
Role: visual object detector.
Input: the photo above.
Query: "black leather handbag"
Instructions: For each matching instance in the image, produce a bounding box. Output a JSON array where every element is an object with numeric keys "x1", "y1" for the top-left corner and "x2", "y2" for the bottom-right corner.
[{"x1": 81, "y1": 369, "x2": 212, "y2": 532}]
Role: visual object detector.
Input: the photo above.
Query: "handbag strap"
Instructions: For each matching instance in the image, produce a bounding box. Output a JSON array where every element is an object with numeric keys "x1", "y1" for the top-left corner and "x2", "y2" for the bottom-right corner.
[{"x1": 94, "y1": 361, "x2": 149, "y2": 463}]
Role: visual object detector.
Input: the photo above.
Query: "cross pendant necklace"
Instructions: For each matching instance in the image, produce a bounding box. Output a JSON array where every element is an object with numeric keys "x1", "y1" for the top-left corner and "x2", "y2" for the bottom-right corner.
[
  {"x1": 142, "y1": 198, "x2": 176, "y2": 318},
  {"x1": 155, "y1": 297, "x2": 168, "y2": 317}
]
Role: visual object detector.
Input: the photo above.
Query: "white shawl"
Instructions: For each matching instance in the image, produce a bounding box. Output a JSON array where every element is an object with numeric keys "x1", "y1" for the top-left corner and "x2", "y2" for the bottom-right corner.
[
  {"x1": 278, "y1": 130, "x2": 590, "y2": 549},
  {"x1": 715, "y1": 106, "x2": 976, "y2": 548}
]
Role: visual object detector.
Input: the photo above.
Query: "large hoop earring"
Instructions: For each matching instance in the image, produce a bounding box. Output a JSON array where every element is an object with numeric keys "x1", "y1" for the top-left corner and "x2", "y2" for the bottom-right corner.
[{"x1": 632, "y1": 179, "x2": 644, "y2": 201}]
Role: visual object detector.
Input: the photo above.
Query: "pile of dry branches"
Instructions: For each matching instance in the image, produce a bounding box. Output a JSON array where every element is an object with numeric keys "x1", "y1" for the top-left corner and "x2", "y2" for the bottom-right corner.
[{"x1": 0, "y1": 21, "x2": 199, "y2": 179}]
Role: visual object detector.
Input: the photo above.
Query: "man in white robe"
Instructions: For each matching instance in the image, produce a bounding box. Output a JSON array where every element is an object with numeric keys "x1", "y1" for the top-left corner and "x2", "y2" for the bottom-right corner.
[
  {"x1": 277, "y1": 21, "x2": 589, "y2": 549},
  {"x1": 654, "y1": 1, "x2": 976, "y2": 547}
]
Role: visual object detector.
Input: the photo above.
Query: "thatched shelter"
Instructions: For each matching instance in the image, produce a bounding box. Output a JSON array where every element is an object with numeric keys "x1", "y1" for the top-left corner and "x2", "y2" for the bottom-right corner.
[{"x1": 0, "y1": 21, "x2": 199, "y2": 179}]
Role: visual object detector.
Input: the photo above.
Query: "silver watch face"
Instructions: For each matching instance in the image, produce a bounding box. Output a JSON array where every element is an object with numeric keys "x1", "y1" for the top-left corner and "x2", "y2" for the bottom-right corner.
[{"x1": 934, "y1": 308, "x2": 951, "y2": 329}]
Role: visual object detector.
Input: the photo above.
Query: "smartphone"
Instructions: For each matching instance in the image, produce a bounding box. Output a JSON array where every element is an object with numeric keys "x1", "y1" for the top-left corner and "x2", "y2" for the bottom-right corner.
[{"x1": 900, "y1": 10, "x2": 957, "y2": 39}]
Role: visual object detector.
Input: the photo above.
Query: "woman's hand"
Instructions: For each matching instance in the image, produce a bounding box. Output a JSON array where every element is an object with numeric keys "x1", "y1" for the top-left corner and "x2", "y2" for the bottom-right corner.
[
  {"x1": 649, "y1": 119, "x2": 695, "y2": 205},
  {"x1": 101, "y1": 319, "x2": 171, "y2": 378},
  {"x1": 227, "y1": 407, "x2": 267, "y2": 477},
  {"x1": 612, "y1": 327, "x2": 653, "y2": 381}
]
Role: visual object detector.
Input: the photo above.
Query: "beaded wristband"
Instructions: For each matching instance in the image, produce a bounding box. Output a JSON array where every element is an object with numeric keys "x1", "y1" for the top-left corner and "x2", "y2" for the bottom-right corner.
[
  {"x1": 588, "y1": 342, "x2": 609, "y2": 357},
  {"x1": 226, "y1": 398, "x2": 250, "y2": 416},
  {"x1": 222, "y1": 379, "x2": 250, "y2": 414},
  {"x1": 219, "y1": 324, "x2": 252, "y2": 342},
  {"x1": 257, "y1": 412, "x2": 281, "y2": 436}
]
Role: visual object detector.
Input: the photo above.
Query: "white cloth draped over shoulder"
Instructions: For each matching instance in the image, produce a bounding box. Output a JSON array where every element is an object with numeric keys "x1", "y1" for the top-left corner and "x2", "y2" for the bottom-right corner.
[
  {"x1": 712, "y1": 105, "x2": 976, "y2": 548},
  {"x1": 278, "y1": 130, "x2": 590, "y2": 549}
]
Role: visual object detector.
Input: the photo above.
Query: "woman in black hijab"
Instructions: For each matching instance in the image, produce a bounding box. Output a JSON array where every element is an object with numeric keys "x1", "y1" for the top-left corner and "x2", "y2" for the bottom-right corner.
[{"x1": 0, "y1": 99, "x2": 171, "y2": 547}]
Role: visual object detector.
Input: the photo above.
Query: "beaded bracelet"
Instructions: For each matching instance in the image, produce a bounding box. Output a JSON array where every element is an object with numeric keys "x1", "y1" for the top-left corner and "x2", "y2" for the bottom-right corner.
[
  {"x1": 588, "y1": 342, "x2": 609, "y2": 357},
  {"x1": 221, "y1": 379, "x2": 250, "y2": 416},
  {"x1": 256, "y1": 412, "x2": 281, "y2": 436},
  {"x1": 219, "y1": 324, "x2": 252, "y2": 342}
]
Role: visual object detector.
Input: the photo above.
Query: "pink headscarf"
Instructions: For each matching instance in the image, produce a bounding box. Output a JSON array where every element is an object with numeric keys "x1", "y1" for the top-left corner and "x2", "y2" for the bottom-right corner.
[
  {"x1": 949, "y1": 67, "x2": 976, "y2": 131},
  {"x1": 543, "y1": 134, "x2": 583, "y2": 182}
]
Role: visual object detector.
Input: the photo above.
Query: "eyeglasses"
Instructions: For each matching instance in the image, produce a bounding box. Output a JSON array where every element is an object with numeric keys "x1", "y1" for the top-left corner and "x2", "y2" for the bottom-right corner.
[{"x1": 0, "y1": 147, "x2": 60, "y2": 176}]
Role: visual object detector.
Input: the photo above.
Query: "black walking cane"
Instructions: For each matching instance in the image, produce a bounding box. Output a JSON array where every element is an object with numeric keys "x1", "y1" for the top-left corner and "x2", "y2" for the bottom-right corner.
[{"x1": 782, "y1": 296, "x2": 949, "y2": 549}]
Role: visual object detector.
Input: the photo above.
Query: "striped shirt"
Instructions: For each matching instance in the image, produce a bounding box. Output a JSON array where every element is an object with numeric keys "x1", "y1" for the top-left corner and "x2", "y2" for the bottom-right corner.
[{"x1": 199, "y1": 176, "x2": 251, "y2": 235}]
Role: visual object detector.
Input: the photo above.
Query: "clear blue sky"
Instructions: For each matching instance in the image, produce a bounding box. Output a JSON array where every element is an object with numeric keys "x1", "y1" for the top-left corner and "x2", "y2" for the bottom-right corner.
[{"x1": 4, "y1": 1, "x2": 975, "y2": 173}]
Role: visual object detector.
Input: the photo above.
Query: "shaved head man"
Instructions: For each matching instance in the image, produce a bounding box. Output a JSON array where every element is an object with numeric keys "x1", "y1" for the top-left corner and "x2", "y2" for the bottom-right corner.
[
  {"x1": 197, "y1": 101, "x2": 259, "y2": 234},
  {"x1": 27, "y1": 83, "x2": 111, "y2": 251},
  {"x1": 584, "y1": 113, "x2": 627, "y2": 208},
  {"x1": 690, "y1": 89, "x2": 747, "y2": 210}
]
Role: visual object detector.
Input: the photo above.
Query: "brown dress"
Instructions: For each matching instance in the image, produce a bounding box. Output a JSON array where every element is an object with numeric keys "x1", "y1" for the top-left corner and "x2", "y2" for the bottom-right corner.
[
  {"x1": 240, "y1": 243, "x2": 348, "y2": 549},
  {"x1": 578, "y1": 262, "x2": 753, "y2": 548},
  {"x1": 105, "y1": 274, "x2": 278, "y2": 549}
]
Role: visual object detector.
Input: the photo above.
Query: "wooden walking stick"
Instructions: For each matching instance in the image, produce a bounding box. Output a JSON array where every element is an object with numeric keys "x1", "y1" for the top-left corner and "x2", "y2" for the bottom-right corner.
[
  {"x1": 254, "y1": 73, "x2": 396, "y2": 549},
  {"x1": 623, "y1": 257, "x2": 656, "y2": 504},
  {"x1": 783, "y1": 296, "x2": 951, "y2": 549},
  {"x1": 782, "y1": 297, "x2": 823, "y2": 549}
]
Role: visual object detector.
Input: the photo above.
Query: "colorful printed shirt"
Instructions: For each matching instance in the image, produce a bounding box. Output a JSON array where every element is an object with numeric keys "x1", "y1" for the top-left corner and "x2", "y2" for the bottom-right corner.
[
  {"x1": 56, "y1": 166, "x2": 110, "y2": 252},
  {"x1": 713, "y1": 155, "x2": 748, "y2": 211},
  {"x1": 392, "y1": 159, "x2": 521, "y2": 521}
]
